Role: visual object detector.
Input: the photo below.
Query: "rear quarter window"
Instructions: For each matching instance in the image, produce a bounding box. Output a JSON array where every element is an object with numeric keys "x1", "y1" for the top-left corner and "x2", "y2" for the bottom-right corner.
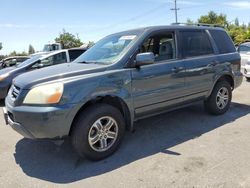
[
  {"x1": 69, "y1": 50, "x2": 85, "y2": 62},
  {"x1": 209, "y1": 30, "x2": 236, "y2": 54}
]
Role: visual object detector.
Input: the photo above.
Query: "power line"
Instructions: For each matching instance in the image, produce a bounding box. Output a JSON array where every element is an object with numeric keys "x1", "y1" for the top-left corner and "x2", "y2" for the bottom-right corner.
[{"x1": 170, "y1": 0, "x2": 180, "y2": 23}]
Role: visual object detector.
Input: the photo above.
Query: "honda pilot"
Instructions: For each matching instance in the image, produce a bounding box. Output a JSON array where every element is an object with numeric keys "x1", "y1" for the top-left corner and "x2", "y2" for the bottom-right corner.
[{"x1": 4, "y1": 25, "x2": 243, "y2": 160}]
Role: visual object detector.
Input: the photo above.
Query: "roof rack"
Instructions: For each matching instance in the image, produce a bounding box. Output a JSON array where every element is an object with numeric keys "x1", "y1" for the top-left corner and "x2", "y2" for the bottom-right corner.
[{"x1": 171, "y1": 22, "x2": 225, "y2": 28}]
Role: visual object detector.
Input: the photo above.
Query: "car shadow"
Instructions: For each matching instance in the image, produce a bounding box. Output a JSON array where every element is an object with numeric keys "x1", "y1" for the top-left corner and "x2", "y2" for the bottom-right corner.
[{"x1": 14, "y1": 102, "x2": 250, "y2": 184}]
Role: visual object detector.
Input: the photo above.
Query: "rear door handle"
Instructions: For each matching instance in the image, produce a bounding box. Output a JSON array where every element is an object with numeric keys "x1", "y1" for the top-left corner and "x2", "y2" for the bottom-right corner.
[{"x1": 172, "y1": 67, "x2": 185, "y2": 73}]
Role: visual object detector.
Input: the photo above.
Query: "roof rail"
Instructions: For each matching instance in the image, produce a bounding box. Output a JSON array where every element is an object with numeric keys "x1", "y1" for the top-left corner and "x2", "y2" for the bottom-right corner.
[{"x1": 171, "y1": 22, "x2": 225, "y2": 28}]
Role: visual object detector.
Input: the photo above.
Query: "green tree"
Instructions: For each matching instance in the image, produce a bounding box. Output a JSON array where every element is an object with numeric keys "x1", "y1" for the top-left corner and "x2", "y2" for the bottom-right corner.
[
  {"x1": 0, "y1": 42, "x2": 2, "y2": 50},
  {"x1": 87, "y1": 41, "x2": 95, "y2": 48},
  {"x1": 28, "y1": 44, "x2": 35, "y2": 54},
  {"x1": 187, "y1": 11, "x2": 250, "y2": 44},
  {"x1": 55, "y1": 29, "x2": 83, "y2": 49},
  {"x1": 186, "y1": 18, "x2": 194, "y2": 25},
  {"x1": 9, "y1": 51, "x2": 28, "y2": 57},
  {"x1": 198, "y1": 11, "x2": 228, "y2": 27}
]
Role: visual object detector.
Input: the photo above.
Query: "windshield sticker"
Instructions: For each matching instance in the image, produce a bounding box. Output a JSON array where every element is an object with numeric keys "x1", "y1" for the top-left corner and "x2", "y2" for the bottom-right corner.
[{"x1": 119, "y1": 35, "x2": 137, "y2": 40}]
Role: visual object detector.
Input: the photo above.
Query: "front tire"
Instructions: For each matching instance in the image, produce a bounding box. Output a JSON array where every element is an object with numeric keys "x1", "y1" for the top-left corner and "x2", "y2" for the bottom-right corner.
[
  {"x1": 246, "y1": 77, "x2": 250, "y2": 82},
  {"x1": 204, "y1": 81, "x2": 232, "y2": 115},
  {"x1": 71, "y1": 104, "x2": 125, "y2": 161}
]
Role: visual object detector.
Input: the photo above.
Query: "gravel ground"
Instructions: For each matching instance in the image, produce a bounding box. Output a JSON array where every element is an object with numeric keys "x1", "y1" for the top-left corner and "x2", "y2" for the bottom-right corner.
[{"x1": 0, "y1": 79, "x2": 250, "y2": 188}]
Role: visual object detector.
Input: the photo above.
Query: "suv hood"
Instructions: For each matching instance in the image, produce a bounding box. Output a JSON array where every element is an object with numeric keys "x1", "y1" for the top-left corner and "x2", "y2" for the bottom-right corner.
[{"x1": 14, "y1": 63, "x2": 107, "y2": 89}]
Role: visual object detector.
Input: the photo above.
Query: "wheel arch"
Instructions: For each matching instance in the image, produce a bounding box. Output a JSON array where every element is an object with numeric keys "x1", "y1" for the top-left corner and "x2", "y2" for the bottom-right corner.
[
  {"x1": 69, "y1": 95, "x2": 133, "y2": 136},
  {"x1": 207, "y1": 74, "x2": 234, "y2": 98}
]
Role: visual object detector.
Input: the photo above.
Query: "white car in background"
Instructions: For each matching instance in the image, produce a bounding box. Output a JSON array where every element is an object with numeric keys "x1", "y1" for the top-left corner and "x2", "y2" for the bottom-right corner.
[{"x1": 238, "y1": 42, "x2": 250, "y2": 81}]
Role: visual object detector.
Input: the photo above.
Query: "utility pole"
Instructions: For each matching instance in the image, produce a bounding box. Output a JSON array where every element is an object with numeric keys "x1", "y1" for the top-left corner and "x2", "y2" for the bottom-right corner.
[{"x1": 171, "y1": 0, "x2": 180, "y2": 24}]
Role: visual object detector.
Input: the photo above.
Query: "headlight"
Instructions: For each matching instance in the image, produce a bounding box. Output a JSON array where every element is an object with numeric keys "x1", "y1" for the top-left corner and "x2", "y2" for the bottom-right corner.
[
  {"x1": 0, "y1": 73, "x2": 10, "y2": 81},
  {"x1": 23, "y1": 83, "x2": 64, "y2": 104}
]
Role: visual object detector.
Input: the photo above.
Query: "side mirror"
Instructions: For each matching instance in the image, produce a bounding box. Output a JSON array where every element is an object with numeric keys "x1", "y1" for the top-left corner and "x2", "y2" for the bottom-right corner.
[{"x1": 135, "y1": 52, "x2": 155, "y2": 67}]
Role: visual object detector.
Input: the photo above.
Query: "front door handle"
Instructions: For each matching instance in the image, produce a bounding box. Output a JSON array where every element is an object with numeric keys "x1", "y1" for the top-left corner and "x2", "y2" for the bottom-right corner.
[{"x1": 172, "y1": 67, "x2": 185, "y2": 73}]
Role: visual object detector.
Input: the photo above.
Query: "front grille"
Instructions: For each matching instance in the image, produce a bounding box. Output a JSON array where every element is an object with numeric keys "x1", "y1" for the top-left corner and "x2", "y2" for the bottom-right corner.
[{"x1": 11, "y1": 85, "x2": 21, "y2": 100}]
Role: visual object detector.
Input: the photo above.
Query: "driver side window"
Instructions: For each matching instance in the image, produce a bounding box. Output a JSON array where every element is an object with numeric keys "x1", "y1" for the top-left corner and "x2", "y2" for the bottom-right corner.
[{"x1": 140, "y1": 32, "x2": 176, "y2": 62}]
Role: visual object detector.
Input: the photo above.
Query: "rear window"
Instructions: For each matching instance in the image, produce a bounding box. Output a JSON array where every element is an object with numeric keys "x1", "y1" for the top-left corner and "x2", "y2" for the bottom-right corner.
[
  {"x1": 209, "y1": 30, "x2": 236, "y2": 54},
  {"x1": 180, "y1": 30, "x2": 214, "y2": 58}
]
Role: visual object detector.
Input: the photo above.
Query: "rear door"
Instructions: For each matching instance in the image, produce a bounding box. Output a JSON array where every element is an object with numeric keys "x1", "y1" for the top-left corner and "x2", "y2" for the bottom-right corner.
[
  {"x1": 131, "y1": 30, "x2": 186, "y2": 117},
  {"x1": 179, "y1": 29, "x2": 217, "y2": 101}
]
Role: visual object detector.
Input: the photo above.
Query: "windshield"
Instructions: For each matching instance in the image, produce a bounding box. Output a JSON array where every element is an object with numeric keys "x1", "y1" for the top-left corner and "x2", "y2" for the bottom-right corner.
[
  {"x1": 74, "y1": 32, "x2": 140, "y2": 65},
  {"x1": 17, "y1": 55, "x2": 42, "y2": 68}
]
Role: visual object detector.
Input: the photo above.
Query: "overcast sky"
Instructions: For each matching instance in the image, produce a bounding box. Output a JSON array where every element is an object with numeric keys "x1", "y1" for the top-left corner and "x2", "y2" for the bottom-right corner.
[{"x1": 1, "y1": 0, "x2": 250, "y2": 55}]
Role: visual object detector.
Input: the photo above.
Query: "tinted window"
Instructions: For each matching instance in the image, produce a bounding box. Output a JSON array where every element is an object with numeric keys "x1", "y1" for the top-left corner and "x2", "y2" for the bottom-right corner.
[
  {"x1": 209, "y1": 30, "x2": 236, "y2": 54},
  {"x1": 53, "y1": 52, "x2": 67, "y2": 64},
  {"x1": 69, "y1": 50, "x2": 85, "y2": 62},
  {"x1": 140, "y1": 32, "x2": 176, "y2": 62},
  {"x1": 180, "y1": 30, "x2": 214, "y2": 58}
]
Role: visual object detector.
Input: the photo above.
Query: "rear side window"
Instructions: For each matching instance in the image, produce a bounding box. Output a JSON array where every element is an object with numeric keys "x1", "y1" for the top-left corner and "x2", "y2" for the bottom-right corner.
[
  {"x1": 180, "y1": 30, "x2": 214, "y2": 58},
  {"x1": 209, "y1": 30, "x2": 236, "y2": 54},
  {"x1": 69, "y1": 50, "x2": 85, "y2": 62}
]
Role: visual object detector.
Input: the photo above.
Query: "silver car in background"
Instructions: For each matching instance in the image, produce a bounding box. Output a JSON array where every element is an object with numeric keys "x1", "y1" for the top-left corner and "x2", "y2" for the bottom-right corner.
[{"x1": 238, "y1": 42, "x2": 250, "y2": 81}]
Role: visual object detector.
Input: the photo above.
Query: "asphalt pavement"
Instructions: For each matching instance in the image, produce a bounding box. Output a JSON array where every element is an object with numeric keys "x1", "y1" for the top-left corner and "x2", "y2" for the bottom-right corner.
[{"x1": 0, "y1": 79, "x2": 250, "y2": 188}]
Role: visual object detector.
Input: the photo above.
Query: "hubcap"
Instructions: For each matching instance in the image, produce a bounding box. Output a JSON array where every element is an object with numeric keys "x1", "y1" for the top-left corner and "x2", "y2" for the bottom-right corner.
[
  {"x1": 88, "y1": 116, "x2": 118, "y2": 152},
  {"x1": 216, "y1": 87, "x2": 229, "y2": 110}
]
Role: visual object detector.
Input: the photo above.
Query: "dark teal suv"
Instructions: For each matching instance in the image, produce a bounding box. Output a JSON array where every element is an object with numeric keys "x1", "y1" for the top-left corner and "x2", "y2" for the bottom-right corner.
[{"x1": 4, "y1": 25, "x2": 243, "y2": 160}]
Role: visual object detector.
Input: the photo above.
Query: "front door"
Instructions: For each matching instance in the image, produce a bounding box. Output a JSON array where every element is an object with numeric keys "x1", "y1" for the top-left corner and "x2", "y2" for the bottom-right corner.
[{"x1": 131, "y1": 31, "x2": 186, "y2": 118}]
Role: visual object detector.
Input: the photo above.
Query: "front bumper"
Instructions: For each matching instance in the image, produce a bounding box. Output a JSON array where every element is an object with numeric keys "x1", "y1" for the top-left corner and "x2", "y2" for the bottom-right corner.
[
  {"x1": 3, "y1": 107, "x2": 35, "y2": 139},
  {"x1": 4, "y1": 99, "x2": 81, "y2": 139}
]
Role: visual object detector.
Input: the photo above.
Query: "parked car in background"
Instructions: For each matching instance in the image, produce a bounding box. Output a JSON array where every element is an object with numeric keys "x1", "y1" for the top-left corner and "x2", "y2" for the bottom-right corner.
[
  {"x1": 0, "y1": 56, "x2": 30, "y2": 69},
  {"x1": 43, "y1": 43, "x2": 62, "y2": 52},
  {"x1": 0, "y1": 48, "x2": 86, "y2": 99},
  {"x1": 30, "y1": 43, "x2": 63, "y2": 56},
  {"x1": 237, "y1": 42, "x2": 250, "y2": 81},
  {"x1": 4, "y1": 25, "x2": 242, "y2": 160}
]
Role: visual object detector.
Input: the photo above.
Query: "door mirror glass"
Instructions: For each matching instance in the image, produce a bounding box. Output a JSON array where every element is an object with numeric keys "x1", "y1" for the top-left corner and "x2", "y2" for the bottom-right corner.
[{"x1": 135, "y1": 52, "x2": 155, "y2": 67}]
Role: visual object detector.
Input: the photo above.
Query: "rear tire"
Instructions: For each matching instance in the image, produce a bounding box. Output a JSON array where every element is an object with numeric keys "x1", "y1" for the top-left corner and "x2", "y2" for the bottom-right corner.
[
  {"x1": 246, "y1": 77, "x2": 250, "y2": 82},
  {"x1": 204, "y1": 81, "x2": 232, "y2": 115},
  {"x1": 71, "y1": 104, "x2": 125, "y2": 161}
]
